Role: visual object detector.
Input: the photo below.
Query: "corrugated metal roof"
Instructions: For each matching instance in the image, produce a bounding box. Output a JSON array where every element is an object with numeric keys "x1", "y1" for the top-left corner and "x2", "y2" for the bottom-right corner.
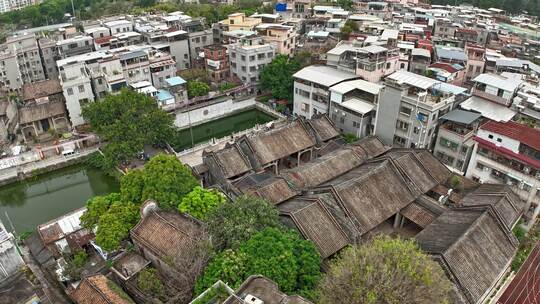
[
  {"x1": 386, "y1": 70, "x2": 438, "y2": 90},
  {"x1": 360, "y1": 44, "x2": 387, "y2": 54},
  {"x1": 435, "y1": 46, "x2": 467, "y2": 61},
  {"x1": 381, "y1": 29, "x2": 399, "y2": 40},
  {"x1": 341, "y1": 98, "x2": 375, "y2": 114},
  {"x1": 330, "y1": 79, "x2": 383, "y2": 95},
  {"x1": 459, "y1": 96, "x2": 516, "y2": 122},
  {"x1": 412, "y1": 48, "x2": 431, "y2": 57},
  {"x1": 294, "y1": 65, "x2": 358, "y2": 87},
  {"x1": 473, "y1": 73, "x2": 523, "y2": 92},
  {"x1": 440, "y1": 109, "x2": 481, "y2": 124}
]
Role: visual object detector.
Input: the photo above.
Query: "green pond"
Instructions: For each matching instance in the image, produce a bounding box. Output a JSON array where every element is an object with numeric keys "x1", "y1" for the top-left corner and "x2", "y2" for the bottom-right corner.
[
  {"x1": 171, "y1": 108, "x2": 276, "y2": 151},
  {"x1": 0, "y1": 164, "x2": 119, "y2": 234}
]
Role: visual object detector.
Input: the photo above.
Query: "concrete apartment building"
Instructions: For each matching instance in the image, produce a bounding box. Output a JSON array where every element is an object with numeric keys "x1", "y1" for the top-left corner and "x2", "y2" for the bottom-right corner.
[
  {"x1": 219, "y1": 13, "x2": 262, "y2": 32},
  {"x1": 0, "y1": 0, "x2": 38, "y2": 13},
  {"x1": 56, "y1": 35, "x2": 95, "y2": 58},
  {"x1": 0, "y1": 33, "x2": 46, "y2": 92},
  {"x1": 119, "y1": 49, "x2": 152, "y2": 85},
  {"x1": 433, "y1": 109, "x2": 482, "y2": 174},
  {"x1": 292, "y1": 65, "x2": 359, "y2": 118},
  {"x1": 466, "y1": 120, "x2": 540, "y2": 221},
  {"x1": 104, "y1": 19, "x2": 133, "y2": 35},
  {"x1": 163, "y1": 30, "x2": 191, "y2": 70},
  {"x1": 149, "y1": 51, "x2": 177, "y2": 89},
  {"x1": 329, "y1": 79, "x2": 383, "y2": 138},
  {"x1": 464, "y1": 44, "x2": 486, "y2": 83},
  {"x1": 256, "y1": 24, "x2": 298, "y2": 56},
  {"x1": 203, "y1": 44, "x2": 230, "y2": 82},
  {"x1": 327, "y1": 41, "x2": 399, "y2": 83},
  {"x1": 187, "y1": 29, "x2": 213, "y2": 63},
  {"x1": 38, "y1": 38, "x2": 59, "y2": 80},
  {"x1": 57, "y1": 60, "x2": 95, "y2": 126},
  {"x1": 409, "y1": 48, "x2": 431, "y2": 75},
  {"x1": 375, "y1": 70, "x2": 466, "y2": 149},
  {"x1": 228, "y1": 37, "x2": 275, "y2": 85}
]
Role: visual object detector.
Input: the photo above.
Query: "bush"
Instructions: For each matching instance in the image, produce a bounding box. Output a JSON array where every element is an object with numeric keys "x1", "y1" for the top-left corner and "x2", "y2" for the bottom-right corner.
[
  {"x1": 138, "y1": 267, "x2": 165, "y2": 298},
  {"x1": 196, "y1": 228, "x2": 321, "y2": 298},
  {"x1": 178, "y1": 186, "x2": 226, "y2": 220}
]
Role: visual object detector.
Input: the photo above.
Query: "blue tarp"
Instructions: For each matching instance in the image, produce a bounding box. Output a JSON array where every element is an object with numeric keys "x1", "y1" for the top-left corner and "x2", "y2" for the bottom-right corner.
[{"x1": 275, "y1": 2, "x2": 287, "y2": 12}]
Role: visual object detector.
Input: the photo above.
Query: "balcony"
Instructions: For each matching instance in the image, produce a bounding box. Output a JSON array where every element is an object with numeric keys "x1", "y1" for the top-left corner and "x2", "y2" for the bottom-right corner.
[
  {"x1": 472, "y1": 88, "x2": 510, "y2": 106},
  {"x1": 440, "y1": 121, "x2": 474, "y2": 139},
  {"x1": 477, "y1": 146, "x2": 540, "y2": 178}
]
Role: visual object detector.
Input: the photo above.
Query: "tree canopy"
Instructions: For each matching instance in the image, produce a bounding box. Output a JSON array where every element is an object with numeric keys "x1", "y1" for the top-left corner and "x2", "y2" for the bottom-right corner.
[
  {"x1": 205, "y1": 196, "x2": 283, "y2": 250},
  {"x1": 260, "y1": 55, "x2": 301, "y2": 102},
  {"x1": 124, "y1": 154, "x2": 199, "y2": 210},
  {"x1": 195, "y1": 227, "x2": 321, "y2": 298},
  {"x1": 81, "y1": 89, "x2": 174, "y2": 169},
  {"x1": 317, "y1": 236, "x2": 452, "y2": 304},
  {"x1": 80, "y1": 193, "x2": 122, "y2": 230},
  {"x1": 94, "y1": 201, "x2": 140, "y2": 251},
  {"x1": 187, "y1": 80, "x2": 210, "y2": 98},
  {"x1": 178, "y1": 186, "x2": 226, "y2": 220}
]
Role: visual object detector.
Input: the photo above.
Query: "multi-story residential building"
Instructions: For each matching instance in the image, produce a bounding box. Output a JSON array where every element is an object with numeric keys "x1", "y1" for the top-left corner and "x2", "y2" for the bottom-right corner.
[
  {"x1": 428, "y1": 62, "x2": 465, "y2": 85},
  {"x1": 466, "y1": 120, "x2": 540, "y2": 220},
  {"x1": 326, "y1": 41, "x2": 399, "y2": 83},
  {"x1": 470, "y1": 73, "x2": 522, "y2": 107},
  {"x1": 104, "y1": 19, "x2": 133, "y2": 35},
  {"x1": 56, "y1": 35, "x2": 95, "y2": 58},
  {"x1": 219, "y1": 13, "x2": 262, "y2": 33},
  {"x1": 203, "y1": 45, "x2": 229, "y2": 82},
  {"x1": 328, "y1": 79, "x2": 383, "y2": 137},
  {"x1": 495, "y1": 58, "x2": 540, "y2": 76},
  {"x1": 433, "y1": 109, "x2": 482, "y2": 174},
  {"x1": 119, "y1": 49, "x2": 152, "y2": 85},
  {"x1": 293, "y1": 65, "x2": 359, "y2": 118},
  {"x1": 375, "y1": 70, "x2": 465, "y2": 148},
  {"x1": 0, "y1": 0, "x2": 38, "y2": 13},
  {"x1": 464, "y1": 43, "x2": 486, "y2": 83},
  {"x1": 433, "y1": 18, "x2": 458, "y2": 39},
  {"x1": 38, "y1": 38, "x2": 59, "y2": 80},
  {"x1": 455, "y1": 28, "x2": 480, "y2": 46},
  {"x1": 228, "y1": 37, "x2": 275, "y2": 85},
  {"x1": 0, "y1": 33, "x2": 46, "y2": 91},
  {"x1": 409, "y1": 48, "x2": 431, "y2": 75},
  {"x1": 187, "y1": 29, "x2": 213, "y2": 64},
  {"x1": 163, "y1": 30, "x2": 191, "y2": 70},
  {"x1": 274, "y1": 0, "x2": 312, "y2": 19},
  {"x1": 57, "y1": 61, "x2": 95, "y2": 126},
  {"x1": 84, "y1": 26, "x2": 111, "y2": 39},
  {"x1": 149, "y1": 51, "x2": 176, "y2": 89},
  {"x1": 256, "y1": 24, "x2": 298, "y2": 56}
]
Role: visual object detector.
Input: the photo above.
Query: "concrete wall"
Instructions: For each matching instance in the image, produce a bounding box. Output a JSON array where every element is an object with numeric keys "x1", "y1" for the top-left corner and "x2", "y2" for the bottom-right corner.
[
  {"x1": 174, "y1": 97, "x2": 257, "y2": 128},
  {"x1": 0, "y1": 237, "x2": 24, "y2": 282},
  {"x1": 374, "y1": 86, "x2": 401, "y2": 145}
]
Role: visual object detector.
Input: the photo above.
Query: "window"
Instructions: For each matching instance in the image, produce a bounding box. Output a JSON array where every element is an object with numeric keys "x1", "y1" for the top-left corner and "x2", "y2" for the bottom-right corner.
[
  {"x1": 461, "y1": 146, "x2": 468, "y2": 155},
  {"x1": 301, "y1": 102, "x2": 310, "y2": 112},
  {"x1": 241, "y1": 55, "x2": 246, "y2": 61},
  {"x1": 400, "y1": 106, "x2": 412, "y2": 116},
  {"x1": 353, "y1": 121, "x2": 360, "y2": 128},
  {"x1": 249, "y1": 55, "x2": 255, "y2": 61},
  {"x1": 78, "y1": 85, "x2": 85, "y2": 93},
  {"x1": 439, "y1": 137, "x2": 459, "y2": 151},
  {"x1": 79, "y1": 98, "x2": 89, "y2": 105},
  {"x1": 497, "y1": 138, "x2": 502, "y2": 142},
  {"x1": 386, "y1": 62, "x2": 391, "y2": 69},
  {"x1": 97, "y1": 78, "x2": 103, "y2": 85},
  {"x1": 488, "y1": 134, "x2": 494, "y2": 139},
  {"x1": 497, "y1": 88, "x2": 504, "y2": 97},
  {"x1": 340, "y1": 116, "x2": 345, "y2": 123},
  {"x1": 476, "y1": 66, "x2": 481, "y2": 73},
  {"x1": 67, "y1": 88, "x2": 73, "y2": 95},
  {"x1": 396, "y1": 120, "x2": 409, "y2": 131},
  {"x1": 476, "y1": 162, "x2": 485, "y2": 170},
  {"x1": 394, "y1": 135, "x2": 406, "y2": 146},
  {"x1": 456, "y1": 159, "x2": 464, "y2": 169},
  {"x1": 298, "y1": 89, "x2": 310, "y2": 98},
  {"x1": 413, "y1": 126, "x2": 420, "y2": 134}
]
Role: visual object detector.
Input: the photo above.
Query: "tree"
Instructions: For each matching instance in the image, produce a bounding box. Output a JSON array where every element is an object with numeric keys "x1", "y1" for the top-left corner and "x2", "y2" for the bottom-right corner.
[
  {"x1": 205, "y1": 196, "x2": 283, "y2": 250},
  {"x1": 95, "y1": 201, "x2": 140, "y2": 251},
  {"x1": 196, "y1": 228, "x2": 321, "y2": 298},
  {"x1": 260, "y1": 55, "x2": 301, "y2": 102},
  {"x1": 80, "y1": 193, "x2": 123, "y2": 230},
  {"x1": 337, "y1": 0, "x2": 354, "y2": 10},
  {"x1": 178, "y1": 186, "x2": 226, "y2": 220},
  {"x1": 81, "y1": 89, "x2": 174, "y2": 168},
  {"x1": 317, "y1": 236, "x2": 452, "y2": 304},
  {"x1": 120, "y1": 154, "x2": 199, "y2": 209},
  {"x1": 340, "y1": 24, "x2": 353, "y2": 40},
  {"x1": 138, "y1": 267, "x2": 165, "y2": 299},
  {"x1": 187, "y1": 80, "x2": 210, "y2": 98}
]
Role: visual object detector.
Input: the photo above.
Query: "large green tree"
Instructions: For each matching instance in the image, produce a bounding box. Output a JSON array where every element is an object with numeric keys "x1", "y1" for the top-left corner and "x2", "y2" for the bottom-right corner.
[
  {"x1": 80, "y1": 193, "x2": 122, "y2": 230},
  {"x1": 121, "y1": 154, "x2": 199, "y2": 209},
  {"x1": 187, "y1": 80, "x2": 210, "y2": 98},
  {"x1": 178, "y1": 186, "x2": 226, "y2": 220},
  {"x1": 195, "y1": 228, "x2": 321, "y2": 298},
  {"x1": 317, "y1": 236, "x2": 452, "y2": 304},
  {"x1": 260, "y1": 55, "x2": 301, "y2": 102},
  {"x1": 94, "y1": 201, "x2": 140, "y2": 251},
  {"x1": 205, "y1": 196, "x2": 283, "y2": 250},
  {"x1": 81, "y1": 89, "x2": 174, "y2": 169}
]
